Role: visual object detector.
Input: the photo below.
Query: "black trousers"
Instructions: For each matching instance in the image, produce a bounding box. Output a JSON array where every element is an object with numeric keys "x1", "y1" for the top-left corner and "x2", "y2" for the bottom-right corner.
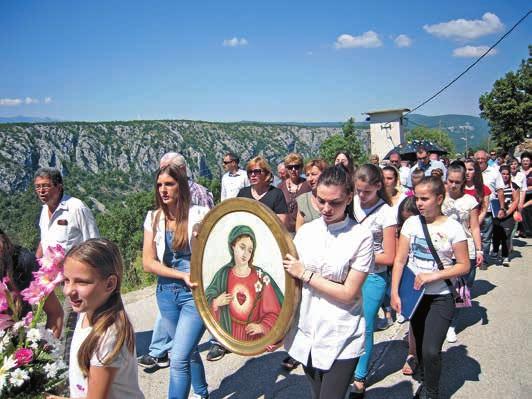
[
  {"x1": 411, "y1": 294, "x2": 455, "y2": 399},
  {"x1": 492, "y1": 216, "x2": 516, "y2": 257},
  {"x1": 303, "y1": 353, "x2": 359, "y2": 399}
]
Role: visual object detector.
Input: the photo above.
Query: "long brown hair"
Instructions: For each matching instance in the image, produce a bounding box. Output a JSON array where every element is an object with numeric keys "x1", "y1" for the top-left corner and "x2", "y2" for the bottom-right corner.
[
  {"x1": 354, "y1": 164, "x2": 391, "y2": 206},
  {"x1": 155, "y1": 164, "x2": 191, "y2": 250},
  {"x1": 66, "y1": 239, "x2": 135, "y2": 377},
  {"x1": 464, "y1": 158, "x2": 485, "y2": 203}
]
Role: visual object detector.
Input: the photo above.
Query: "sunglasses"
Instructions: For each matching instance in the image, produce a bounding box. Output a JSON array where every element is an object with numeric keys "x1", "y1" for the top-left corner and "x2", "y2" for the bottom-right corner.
[
  {"x1": 223, "y1": 160, "x2": 235, "y2": 164},
  {"x1": 247, "y1": 169, "x2": 264, "y2": 176},
  {"x1": 286, "y1": 164, "x2": 301, "y2": 171}
]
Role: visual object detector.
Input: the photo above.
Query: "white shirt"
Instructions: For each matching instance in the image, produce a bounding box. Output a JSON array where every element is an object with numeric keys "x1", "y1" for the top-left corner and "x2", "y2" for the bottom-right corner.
[
  {"x1": 221, "y1": 169, "x2": 249, "y2": 201},
  {"x1": 401, "y1": 215, "x2": 467, "y2": 295},
  {"x1": 482, "y1": 166, "x2": 505, "y2": 211},
  {"x1": 39, "y1": 194, "x2": 99, "y2": 253},
  {"x1": 69, "y1": 313, "x2": 144, "y2": 399},
  {"x1": 512, "y1": 171, "x2": 527, "y2": 193},
  {"x1": 352, "y1": 197, "x2": 397, "y2": 274},
  {"x1": 407, "y1": 160, "x2": 447, "y2": 187},
  {"x1": 284, "y1": 216, "x2": 374, "y2": 370},
  {"x1": 399, "y1": 166, "x2": 411, "y2": 188},
  {"x1": 442, "y1": 194, "x2": 479, "y2": 259}
]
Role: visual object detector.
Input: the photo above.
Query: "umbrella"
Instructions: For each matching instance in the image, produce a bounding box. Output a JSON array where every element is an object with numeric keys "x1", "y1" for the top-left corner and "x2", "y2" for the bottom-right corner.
[{"x1": 383, "y1": 139, "x2": 448, "y2": 162}]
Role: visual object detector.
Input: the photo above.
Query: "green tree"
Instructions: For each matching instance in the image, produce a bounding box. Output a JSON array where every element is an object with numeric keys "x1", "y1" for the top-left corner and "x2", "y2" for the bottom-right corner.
[
  {"x1": 342, "y1": 117, "x2": 355, "y2": 138},
  {"x1": 319, "y1": 133, "x2": 366, "y2": 165},
  {"x1": 406, "y1": 127, "x2": 456, "y2": 155},
  {"x1": 479, "y1": 45, "x2": 531, "y2": 151}
]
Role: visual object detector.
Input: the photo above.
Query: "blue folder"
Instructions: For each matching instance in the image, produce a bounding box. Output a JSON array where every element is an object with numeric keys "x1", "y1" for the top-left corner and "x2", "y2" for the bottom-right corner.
[{"x1": 398, "y1": 265, "x2": 425, "y2": 320}]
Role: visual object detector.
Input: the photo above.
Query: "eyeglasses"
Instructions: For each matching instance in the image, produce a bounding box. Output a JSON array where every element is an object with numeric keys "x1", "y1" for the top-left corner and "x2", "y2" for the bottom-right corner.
[
  {"x1": 223, "y1": 160, "x2": 235, "y2": 165},
  {"x1": 286, "y1": 164, "x2": 301, "y2": 171},
  {"x1": 247, "y1": 169, "x2": 263, "y2": 176},
  {"x1": 34, "y1": 184, "x2": 53, "y2": 191}
]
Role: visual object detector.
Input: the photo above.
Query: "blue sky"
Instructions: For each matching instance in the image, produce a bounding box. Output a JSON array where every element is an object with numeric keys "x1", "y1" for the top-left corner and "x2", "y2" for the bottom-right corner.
[{"x1": 0, "y1": 0, "x2": 530, "y2": 122}]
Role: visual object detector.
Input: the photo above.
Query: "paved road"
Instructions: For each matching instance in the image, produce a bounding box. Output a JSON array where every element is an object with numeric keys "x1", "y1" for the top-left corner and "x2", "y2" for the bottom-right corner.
[{"x1": 124, "y1": 237, "x2": 531, "y2": 399}]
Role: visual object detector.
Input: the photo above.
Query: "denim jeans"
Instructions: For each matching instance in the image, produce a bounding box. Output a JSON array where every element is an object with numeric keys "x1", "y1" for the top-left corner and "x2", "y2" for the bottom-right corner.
[
  {"x1": 480, "y1": 214, "x2": 493, "y2": 258},
  {"x1": 156, "y1": 282, "x2": 208, "y2": 399},
  {"x1": 354, "y1": 272, "x2": 388, "y2": 380},
  {"x1": 148, "y1": 312, "x2": 172, "y2": 358}
]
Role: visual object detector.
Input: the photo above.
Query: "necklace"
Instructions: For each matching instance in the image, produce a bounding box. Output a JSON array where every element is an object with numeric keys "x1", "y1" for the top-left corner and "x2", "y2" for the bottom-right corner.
[{"x1": 286, "y1": 179, "x2": 302, "y2": 212}]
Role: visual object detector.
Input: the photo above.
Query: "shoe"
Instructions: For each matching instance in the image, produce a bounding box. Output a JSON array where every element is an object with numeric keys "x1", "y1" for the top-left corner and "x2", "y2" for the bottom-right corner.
[
  {"x1": 397, "y1": 314, "x2": 406, "y2": 324},
  {"x1": 376, "y1": 317, "x2": 394, "y2": 331},
  {"x1": 206, "y1": 343, "x2": 226, "y2": 362},
  {"x1": 191, "y1": 394, "x2": 209, "y2": 399},
  {"x1": 281, "y1": 355, "x2": 301, "y2": 371},
  {"x1": 502, "y1": 257, "x2": 510, "y2": 267},
  {"x1": 446, "y1": 327, "x2": 457, "y2": 343},
  {"x1": 489, "y1": 251, "x2": 498, "y2": 258},
  {"x1": 137, "y1": 354, "x2": 169, "y2": 368}
]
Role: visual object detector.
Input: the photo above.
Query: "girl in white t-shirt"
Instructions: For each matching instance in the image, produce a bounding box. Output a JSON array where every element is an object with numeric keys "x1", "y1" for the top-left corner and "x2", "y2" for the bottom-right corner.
[
  {"x1": 391, "y1": 177, "x2": 469, "y2": 399},
  {"x1": 351, "y1": 164, "x2": 397, "y2": 397},
  {"x1": 47, "y1": 239, "x2": 144, "y2": 399}
]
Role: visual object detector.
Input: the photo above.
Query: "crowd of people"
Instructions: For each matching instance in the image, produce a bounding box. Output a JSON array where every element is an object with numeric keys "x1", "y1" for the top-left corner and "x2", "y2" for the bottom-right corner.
[{"x1": 1, "y1": 145, "x2": 530, "y2": 399}]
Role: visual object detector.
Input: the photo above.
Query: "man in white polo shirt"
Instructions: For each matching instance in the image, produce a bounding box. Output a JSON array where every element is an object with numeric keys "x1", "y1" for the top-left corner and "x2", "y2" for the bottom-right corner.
[
  {"x1": 220, "y1": 152, "x2": 249, "y2": 201},
  {"x1": 474, "y1": 150, "x2": 506, "y2": 268}
]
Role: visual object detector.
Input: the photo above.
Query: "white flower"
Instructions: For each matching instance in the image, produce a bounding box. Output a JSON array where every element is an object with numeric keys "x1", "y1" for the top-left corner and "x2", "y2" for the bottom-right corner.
[
  {"x1": 27, "y1": 328, "x2": 41, "y2": 343},
  {"x1": 254, "y1": 281, "x2": 263, "y2": 293},
  {"x1": 1, "y1": 355, "x2": 17, "y2": 372},
  {"x1": 0, "y1": 372, "x2": 6, "y2": 392},
  {"x1": 256, "y1": 269, "x2": 263, "y2": 278},
  {"x1": 44, "y1": 362, "x2": 59, "y2": 378},
  {"x1": 0, "y1": 330, "x2": 4, "y2": 339},
  {"x1": 262, "y1": 275, "x2": 271, "y2": 285},
  {"x1": 12, "y1": 321, "x2": 24, "y2": 331},
  {"x1": 9, "y1": 368, "x2": 29, "y2": 387}
]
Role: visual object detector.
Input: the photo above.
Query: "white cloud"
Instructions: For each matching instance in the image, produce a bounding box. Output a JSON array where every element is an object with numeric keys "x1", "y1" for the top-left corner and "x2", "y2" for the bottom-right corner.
[
  {"x1": 44, "y1": 96, "x2": 52, "y2": 104},
  {"x1": 394, "y1": 34, "x2": 412, "y2": 48},
  {"x1": 453, "y1": 45, "x2": 498, "y2": 57},
  {"x1": 334, "y1": 30, "x2": 383, "y2": 49},
  {"x1": 222, "y1": 37, "x2": 248, "y2": 47},
  {"x1": 423, "y1": 12, "x2": 504, "y2": 41},
  {"x1": 25, "y1": 97, "x2": 39, "y2": 104},
  {"x1": 0, "y1": 98, "x2": 23, "y2": 106}
]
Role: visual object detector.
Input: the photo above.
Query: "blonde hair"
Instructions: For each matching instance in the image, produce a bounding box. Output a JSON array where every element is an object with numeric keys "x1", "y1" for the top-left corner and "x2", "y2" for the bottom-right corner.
[
  {"x1": 66, "y1": 239, "x2": 135, "y2": 377},
  {"x1": 283, "y1": 152, "x2": 304, "y2": 166},
  {"x1": 304, "y1": 158, "x2": 328, "y2": 174},
  {"x1": 246, "y1": 156, "x2": 273, "y2": 183}
]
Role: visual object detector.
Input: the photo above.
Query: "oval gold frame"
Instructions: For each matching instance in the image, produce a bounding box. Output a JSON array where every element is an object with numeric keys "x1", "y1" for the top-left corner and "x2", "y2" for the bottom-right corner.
[{"x1": 191, "y1": 197, "x2": 300, "y2": 356}]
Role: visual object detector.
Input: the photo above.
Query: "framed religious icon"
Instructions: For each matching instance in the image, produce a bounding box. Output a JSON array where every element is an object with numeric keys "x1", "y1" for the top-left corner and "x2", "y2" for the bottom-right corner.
[{"x1": 191, "y1": 197, "x2": 300, "y2": 356}]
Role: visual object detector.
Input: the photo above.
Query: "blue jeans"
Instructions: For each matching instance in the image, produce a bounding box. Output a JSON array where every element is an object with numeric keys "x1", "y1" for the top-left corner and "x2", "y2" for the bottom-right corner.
[
  {"x1": 148, "y1": 312, "x2": 172, "y2": 358},
  {"x1": 156, "y1": 282, "x2": 208, "y2": 399},
  {"x1": 480, "y1": 214, "x2": 493, "y2": 259},
  {"x1": 354, "y1": 272, "x2": 388, "y2": 380}
]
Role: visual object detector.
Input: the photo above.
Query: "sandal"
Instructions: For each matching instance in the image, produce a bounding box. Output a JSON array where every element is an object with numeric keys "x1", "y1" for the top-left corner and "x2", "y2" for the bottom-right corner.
[
  {"x1": 402, "y1": 355, "x2": 418, "y2": 376},
  {"x1": 281, "y1": 356, "x2": 300, "y2": 371},
  {"x1": 349, "y1": 377, "x2": 366, "y2": 399}
]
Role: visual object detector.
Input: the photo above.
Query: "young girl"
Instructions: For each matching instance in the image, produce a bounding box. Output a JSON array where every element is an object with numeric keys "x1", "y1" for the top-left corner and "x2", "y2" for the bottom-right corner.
[
  {"x1": 283, "y1": 165, "x2": 373, "y2": 399},
  {"x1": 442, "y1": 162, "x2": 483, "y2": 343},
  {"x1": 351, "y1": 164, "x2": 397, "y2": 397},
  {"x1": 142, "y1": 164, "x2": 210, "y2": 399},
  {"x1": 50, "y1": 239, "x2": 143, "y2": 399},
  {"x1": 391, "y1": 177, "x2": 469, "y2": 399}
]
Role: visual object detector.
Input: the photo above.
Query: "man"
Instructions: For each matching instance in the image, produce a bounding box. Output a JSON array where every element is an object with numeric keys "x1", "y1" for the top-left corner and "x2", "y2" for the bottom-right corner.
[
  {"x1": 34, "y1": 167, "x2": 100, "y2": 363},
  {"x1": 407, "y1": 146, "x2": 446, "y2": 187},
  {"x1": 138, "y1": 152, "x2": 215, "y2": 369},
  {"x1": 388, "y1": 151, "x2": 401, "y2": 169},
  {"x1": 488, "y1": 150, "x2": 498, "y2": 167},
  {"x1": 159, "y1": 152, "x2": 214, "y2": 208},
  {"x1": 474, "y1": 150, "x2": 506, "y2": 268},
  {"x1": 220, "y1": 152, "x2": 249, "y2": 201},
  {"x1": 273, "y1": 162, "x2": 288, "y2": 187}
]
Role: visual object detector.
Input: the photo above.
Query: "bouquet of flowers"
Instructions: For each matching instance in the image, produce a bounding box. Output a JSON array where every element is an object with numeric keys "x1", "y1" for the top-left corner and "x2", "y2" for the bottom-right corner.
[{"x1": 0, "y1": 245, "x2": 68, "y2": 398}]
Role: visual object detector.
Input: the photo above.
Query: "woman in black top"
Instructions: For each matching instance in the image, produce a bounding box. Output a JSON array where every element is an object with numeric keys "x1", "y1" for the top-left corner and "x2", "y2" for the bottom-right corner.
[{"x1": 238, "y1": 156, "x2": 288, "y2": 223}]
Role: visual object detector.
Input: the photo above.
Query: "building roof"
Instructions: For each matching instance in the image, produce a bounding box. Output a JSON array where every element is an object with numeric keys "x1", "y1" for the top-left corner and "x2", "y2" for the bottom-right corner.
[{"x1": 364, "y1": 108, "x2": 410, "y2": 115}]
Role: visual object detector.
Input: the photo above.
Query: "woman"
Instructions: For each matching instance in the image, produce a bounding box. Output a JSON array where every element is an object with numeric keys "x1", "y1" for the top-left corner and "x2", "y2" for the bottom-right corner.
[
  {"x1": 0, "y1": 229, "x2": 64, "y2": 337},
  {"x1": 295, "y1": 159, "x2": 328, "y2": 231},
  {"x1": 277, "y1": 153, "x2": 311, "y2": 233},
  {"x1": 142, "y1": 164, "x2": 209, "y2": 399},
  {"x1": 283, "y1": 165, "x2": 373, "y2": 399},
  {"x1": 205, "y1": 225, "x2": 283, "y2": 341},
  {"x1": 391, "y1": 176, "x2": 469, "y2": 399},
  {"x1": 238, "y1": 156, "x2": 288, "y2": 223},
  {"x1": 520, "y1": 152, "x2": 532, "y2": 237},
  {"x1": 492, "y1": 165, "x2": 519, "y2": 266},
  {"x1": 442, "y1": 162, "x2": 483, "y2": 343},
  {"x1": 351, "y1": 164, "x2": 397, "y2": 397},
  {"x1": 334, "y1": 151, "x2": 355, "y2": 176}
]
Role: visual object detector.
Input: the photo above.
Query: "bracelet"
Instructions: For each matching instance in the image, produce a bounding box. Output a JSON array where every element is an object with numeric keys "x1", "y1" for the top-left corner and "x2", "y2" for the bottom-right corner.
[
  {"x1": 476, "y1": 250, "x2": 483, "y2": 254},
  {"x1": 307, "y1": 272, "x2": 314, "y2": 284}
]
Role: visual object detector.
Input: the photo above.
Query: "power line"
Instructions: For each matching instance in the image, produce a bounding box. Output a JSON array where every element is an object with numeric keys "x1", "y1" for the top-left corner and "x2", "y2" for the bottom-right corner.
[{"x1": 405, "y1": 9, "x2": 531, "y2": 116}]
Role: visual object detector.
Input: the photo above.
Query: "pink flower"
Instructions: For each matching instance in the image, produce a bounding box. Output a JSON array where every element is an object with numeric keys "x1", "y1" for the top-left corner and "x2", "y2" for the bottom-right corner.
[
  {"x1": 14, "y1": 348, "x2": 33, "y2": 366},
  {"x1": 23, "y1": 311, "x2": 33, "y2": 327},
  {"x1": 38, "y1": 245, "x2": 65, "y2": 272},
  {"x1": 20, "y1": 281, "x2": 47, "y2": 305},
  {"x1": 0, "y1": 313, "x2": 13, "y2": 330},
  {"x1": 33, "y1": 268, "x2": 64, "y2": 296}
]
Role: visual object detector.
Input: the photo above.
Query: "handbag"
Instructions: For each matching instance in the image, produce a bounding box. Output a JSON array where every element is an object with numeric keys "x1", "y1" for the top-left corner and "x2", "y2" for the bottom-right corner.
[{"x1": 419, "y1": 215, "x2": 472, "y2": 308}]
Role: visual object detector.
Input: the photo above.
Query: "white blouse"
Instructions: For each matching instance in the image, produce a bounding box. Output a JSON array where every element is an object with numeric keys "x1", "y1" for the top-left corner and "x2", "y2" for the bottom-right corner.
[{"x1": 284, "y1": 216, "x2": 374, "y2": 371}]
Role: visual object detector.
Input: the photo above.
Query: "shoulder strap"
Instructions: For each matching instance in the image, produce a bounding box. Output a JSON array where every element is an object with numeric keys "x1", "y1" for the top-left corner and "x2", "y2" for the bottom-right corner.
[
  {"x1": 354, "y1": 201, "x2": 386, "y2": 224},
  {"x1": 419, "y1": 215, "x2": 454, "y2": 291},
  {"x1": 151, "y1": 209, "x2": 162, "y2": 236}
]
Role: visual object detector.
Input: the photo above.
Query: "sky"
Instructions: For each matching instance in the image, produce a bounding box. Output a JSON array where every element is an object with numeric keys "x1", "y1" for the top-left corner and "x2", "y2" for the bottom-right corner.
[{"x1": 0, "y1": 0, "x2": 530, "y2": 122}]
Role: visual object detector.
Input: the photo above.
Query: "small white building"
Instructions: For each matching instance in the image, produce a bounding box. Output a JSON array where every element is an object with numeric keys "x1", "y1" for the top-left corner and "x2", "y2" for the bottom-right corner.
[{"x1": 365, "y1": 108, "x2": 410, "y2": 159}]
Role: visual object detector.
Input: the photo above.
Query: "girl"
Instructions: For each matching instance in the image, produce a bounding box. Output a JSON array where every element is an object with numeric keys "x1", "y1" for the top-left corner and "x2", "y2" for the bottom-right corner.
[
  {"x1": 442, "y1": 162, "x2": 483, "y2": 343},
  {"x1": 295, "y1": 158, "x2": 328, "y2": 231},
  {"x1": 492, "y1": 165, "x2": 519, "y2": 266},
  {"x1": 334, "y1": 151, "x2": 355, "y2": 176},
  {"x1": 351, "y1": 164, "x2": 397, "y2": 397},
  {"x1": 283, "y1": 165, "x2": 373, "y2": 399},
  {"x1": 142, "y1": 164, "x2": 209, "y2": 399},
  {"x1": 391, "y1": 177, "x2": 469, "y2": 399},
  {"x1": 51, "y1": 239, "x2": 143, "y2": 399}
]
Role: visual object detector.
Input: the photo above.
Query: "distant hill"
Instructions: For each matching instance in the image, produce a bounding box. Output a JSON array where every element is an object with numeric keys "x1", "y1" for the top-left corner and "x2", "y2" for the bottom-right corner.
[{"x1": 0, "y1": 116, "x2": 61, "y2": 124}]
